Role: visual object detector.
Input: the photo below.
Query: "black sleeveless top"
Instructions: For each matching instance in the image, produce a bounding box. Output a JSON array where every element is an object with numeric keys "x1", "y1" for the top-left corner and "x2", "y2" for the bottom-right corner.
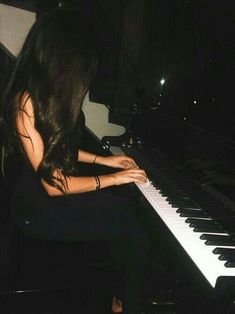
[{"x1": 12, "y1": 111, "x2": 85, "y2": 220}]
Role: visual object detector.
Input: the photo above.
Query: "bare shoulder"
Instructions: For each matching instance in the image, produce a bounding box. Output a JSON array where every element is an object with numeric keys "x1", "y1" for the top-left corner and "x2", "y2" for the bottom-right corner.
[
  {"x1": 16, "y1": 93, "x2": 35, "y2": 134},
  {"x1": 17, "y1": 92, "x2": 34, "y2": 117},
  {"x1": 15, "y1": 93, "x2": 44, "y2": 173}
]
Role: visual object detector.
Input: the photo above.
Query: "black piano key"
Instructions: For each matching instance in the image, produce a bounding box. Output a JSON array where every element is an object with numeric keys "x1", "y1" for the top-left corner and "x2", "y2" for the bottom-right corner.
[
  {"x1": 163, "y1": 194, "x2": 191, "y2": 204},
  {"x1": 201, "y1": 234, "x2": 229, "y2": 240},
  {"x1": 225, "y1": 261, "x2": 235, "y2": 268},
  {"x1": 170, "y1": 202, "x2": 197, "y2": 208},
  {"x1": 213, "y1": 248, "x2": 235, "y2": 255},
  {"x1": 189, "y1": 219, "x2": 225, "y2": 230},
  {"x1": 171, "y1": 202, "x2": 196, "y2": 208},
  {"x1": 157, "y1": 189, "x2": 178, "y2": 196},
  {"x1": 200, "y1": 234, "x2": 235, "y2": 246},
  {"x1": 177, "y1": 209, "x2": 209, "y2": 218},
  {"x1": 167, "y1": 196, "x2": 192, "y2": 201},
  {"x1": 223, "y1": 256, "x2": 235, "y2": 262},
  {"x1": 159, "y1": 190, "x2": 181, "y2": 197},
  {"x1": 180, "y1": 212, "x2": 206, "y2": 218},
  {"x1": 186, "y1": 219, "x2": 229, "y2": 233},
  {"x1": 205, "y1": 239, "x2": 235, "y2": 246},
  {"x1": 218, "y1": 254, "x2": 235, "y2": 261},
  {"x1": 218, "y1": 255, "x2": 228, "y2": 261},
  {"x1": 150, "y1": 179, "x2": 170, "y2": 187},
  {"x1": 167, "y1": 199, "x2": 196, "y2": 207},
  {"x1": 206, "y1": 219, "x2": 235, "y2": 235},
  {"x1": 186, "y1": 218, "x2": 212, "y2": 224},
  {"x1": 190, "y1": 222, "x2": 223, "y2": 229},
  {"x1": 177, "y1": 207, "x2": 205, "y2": 212},
  {"x1": 188, "y1": 220, "x2": 224, "y2": 229},
  {"x1": 162, "y1": 193, "x2": 182, "y2": 199},
  {"x1": 193, "y1": 226, "x2": 227, "y2": 233}
]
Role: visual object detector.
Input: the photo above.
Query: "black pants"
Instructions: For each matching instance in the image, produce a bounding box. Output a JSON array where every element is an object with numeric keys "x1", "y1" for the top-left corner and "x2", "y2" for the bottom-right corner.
[{"x1": 12, "y1": 169, "x2": 149, "y2": 314}]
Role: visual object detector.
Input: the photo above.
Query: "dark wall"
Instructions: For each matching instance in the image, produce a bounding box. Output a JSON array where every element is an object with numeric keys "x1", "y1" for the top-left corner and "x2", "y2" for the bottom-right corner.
[{"x1": 1, "y1": 0, "x2": 234, "y2": 139}]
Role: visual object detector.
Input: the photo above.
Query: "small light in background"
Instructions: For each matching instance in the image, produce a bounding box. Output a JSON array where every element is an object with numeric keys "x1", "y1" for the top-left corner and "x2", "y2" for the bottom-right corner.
[
  {"x1": 193, "y1": 100, "x2": 197, "y2": 104},
  {"x1": 183, "y1": 117, "x2": 187, "y2": 120},
  {"x1": 160, "y1": 79, "x2": 165, "y2": 86}
]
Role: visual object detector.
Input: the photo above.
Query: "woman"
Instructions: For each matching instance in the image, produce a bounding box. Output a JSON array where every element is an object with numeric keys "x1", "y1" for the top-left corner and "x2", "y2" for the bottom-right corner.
[{"x1": 0, "y1": 9, "x2": 149, "y2": 314}]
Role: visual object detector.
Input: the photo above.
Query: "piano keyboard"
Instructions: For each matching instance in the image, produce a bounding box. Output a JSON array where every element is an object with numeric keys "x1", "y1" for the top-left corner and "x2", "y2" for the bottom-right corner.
[{"x1": 110, "y1": 145, "x2": 235, "y2": 288}]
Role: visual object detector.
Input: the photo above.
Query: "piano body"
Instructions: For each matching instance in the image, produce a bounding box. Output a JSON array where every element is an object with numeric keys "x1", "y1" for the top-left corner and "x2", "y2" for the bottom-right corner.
[{"x1": 96, "y1": 120, "x2": 235, "y2": 313}]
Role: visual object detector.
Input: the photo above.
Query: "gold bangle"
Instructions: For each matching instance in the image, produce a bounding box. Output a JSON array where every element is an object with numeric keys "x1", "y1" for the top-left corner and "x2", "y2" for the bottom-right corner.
[
  {"x1": 93, "y1": 155, "x2": 98, "y2": 164},
  {"x1": 94, "y1": 176, "x2": 100, "y2": 190}
]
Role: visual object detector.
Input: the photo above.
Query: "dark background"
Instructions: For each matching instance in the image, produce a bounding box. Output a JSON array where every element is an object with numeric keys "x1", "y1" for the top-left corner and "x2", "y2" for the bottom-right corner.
[{"x1": 1, "y1": 0, "x2": 234, "y2": 140}]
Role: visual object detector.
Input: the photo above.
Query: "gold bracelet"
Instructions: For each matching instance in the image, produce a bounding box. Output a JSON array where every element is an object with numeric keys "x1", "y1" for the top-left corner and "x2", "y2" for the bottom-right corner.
[
  {"x1": 93, "y1": 155, "x2": 98, "y2": 164},
  {"x1": 94, "y1": 176, "x2": 100, "y2": 190}
]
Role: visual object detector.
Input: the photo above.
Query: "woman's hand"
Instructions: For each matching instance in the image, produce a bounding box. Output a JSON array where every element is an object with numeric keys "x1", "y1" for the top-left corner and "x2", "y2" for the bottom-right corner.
[
  {"x1": 100, "y1": 155, "x2": 138, "y2": 169},
  {"x1": 112, "y1": 168, "x2": 147, "y2": 185}
]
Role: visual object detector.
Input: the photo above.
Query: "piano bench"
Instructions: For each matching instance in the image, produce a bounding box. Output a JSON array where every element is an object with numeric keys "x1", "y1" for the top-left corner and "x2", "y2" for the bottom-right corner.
[{"x1": 0, "y1": 227, "x2": 122, "y2": 314}]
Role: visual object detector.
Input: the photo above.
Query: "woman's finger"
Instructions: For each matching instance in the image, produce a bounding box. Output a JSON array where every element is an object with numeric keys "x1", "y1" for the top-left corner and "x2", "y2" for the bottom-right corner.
[
  {"x1": 128, "y1": 158, "x2": 138, "y2": 168},
  {"x1": 128, "y1": 169, "x2": 147, "y2": 182},
  {"x1": 124, "y1": 158, "x2": 138, "y2": 168},
  {"x1": 130, "y1": 174, "x2": 147, "y2": 183}
]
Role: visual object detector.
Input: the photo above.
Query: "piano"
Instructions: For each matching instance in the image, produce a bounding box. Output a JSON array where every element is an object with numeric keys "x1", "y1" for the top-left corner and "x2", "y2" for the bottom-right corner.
[
  {"x1": 92, "y1": 2, "x2": 235, "y2": 310},
  {"x1": 95, "y1": 130, "x2": 235, "y2": 313},
  {"x1": 110, "y1": 144, "x2": 235, "y2": 287}
]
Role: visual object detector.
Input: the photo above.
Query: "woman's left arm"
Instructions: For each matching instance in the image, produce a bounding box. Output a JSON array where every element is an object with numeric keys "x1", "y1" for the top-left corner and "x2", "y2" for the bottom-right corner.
[{"x1": 78, "y1": 149, "x2": 138, "y2": 169}]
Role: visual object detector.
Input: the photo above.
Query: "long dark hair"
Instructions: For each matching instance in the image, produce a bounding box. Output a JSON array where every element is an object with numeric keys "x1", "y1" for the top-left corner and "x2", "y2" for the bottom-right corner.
[{"x1": 0, "y1": 9, "x2": 97, "y2": 192}]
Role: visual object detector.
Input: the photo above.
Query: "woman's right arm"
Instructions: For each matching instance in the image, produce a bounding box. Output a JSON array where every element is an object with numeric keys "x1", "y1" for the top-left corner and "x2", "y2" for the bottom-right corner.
[{"x1": 16, "y1": 97, "x2": 147, "y2": 196}]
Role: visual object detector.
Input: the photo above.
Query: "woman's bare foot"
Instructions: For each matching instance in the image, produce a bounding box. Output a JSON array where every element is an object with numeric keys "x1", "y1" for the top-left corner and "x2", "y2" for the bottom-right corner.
[{"x1": 112, "y1": 295, "x2": 122, "y2": 313}]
